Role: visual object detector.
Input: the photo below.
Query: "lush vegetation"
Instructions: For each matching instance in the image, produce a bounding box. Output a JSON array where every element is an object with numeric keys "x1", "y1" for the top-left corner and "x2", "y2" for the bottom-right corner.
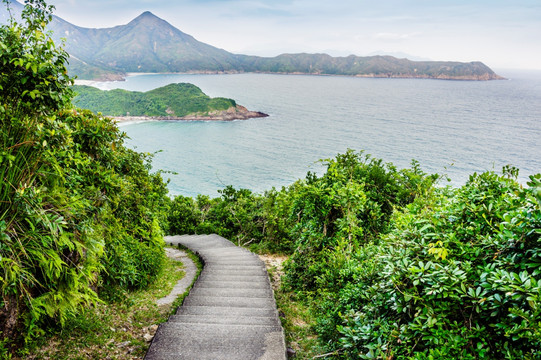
[
  {"x1": 333, "y1": 168, "x2": 541, "y2": 359},
  {"x1": 1, "y1": 0, "x2": 169, "y2": 355},
  {"x1": 72, "y1": 83, "x2": 237, "y2": 117},
  {"x1": 167, "y1": 151, "x2": 541, "y2": 359},
  {"x1": 1, "y1": 2, "x2": 537, "y2": 359},
  {"x1": 25, "y1": 253, "x2": 187, "y2": 359}
]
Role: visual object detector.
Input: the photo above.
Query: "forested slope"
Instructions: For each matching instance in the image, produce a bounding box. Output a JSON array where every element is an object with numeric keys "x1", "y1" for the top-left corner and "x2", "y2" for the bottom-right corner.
[
  {"x1": 1, "y1": 1, "x2": 169, "y2": 355},
  {"x1": 72, "y1": 83, "x2": 236, "y2": 117}
]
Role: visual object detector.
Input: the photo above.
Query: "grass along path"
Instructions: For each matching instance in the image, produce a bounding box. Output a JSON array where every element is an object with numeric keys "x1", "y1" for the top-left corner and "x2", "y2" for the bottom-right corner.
[
  {"x1": 258, "y1": 254, "x2": 327, "y2": 359},
  {"x1": 156, "y1": 247, "x2": 198, "y2": 306},
  {"x1": 23, "y1": 247, "x2": 200, "y2": 360}
]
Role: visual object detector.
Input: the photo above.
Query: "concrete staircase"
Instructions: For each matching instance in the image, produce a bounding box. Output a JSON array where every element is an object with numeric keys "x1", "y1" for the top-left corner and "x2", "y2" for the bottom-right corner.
[{"x1": 145, "y1": 234, "x2": 287, "y2": 360}]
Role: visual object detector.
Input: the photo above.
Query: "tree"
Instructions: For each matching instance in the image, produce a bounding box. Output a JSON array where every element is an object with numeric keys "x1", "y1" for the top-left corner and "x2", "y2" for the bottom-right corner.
[{"x1": 1, "y1": 0, "x2": 73, "y2": 115}]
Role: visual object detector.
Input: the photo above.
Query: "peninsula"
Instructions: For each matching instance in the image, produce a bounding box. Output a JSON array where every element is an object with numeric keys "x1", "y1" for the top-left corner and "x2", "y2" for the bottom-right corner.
[{"x1": 72, "y1": 83, "x2": 268, "y2": 121}]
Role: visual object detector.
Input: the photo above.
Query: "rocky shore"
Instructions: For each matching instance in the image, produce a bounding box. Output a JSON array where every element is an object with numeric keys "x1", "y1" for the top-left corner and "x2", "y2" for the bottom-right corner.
[{"x1": 112, "y1": 105, "x2": 268, "y2": 123}]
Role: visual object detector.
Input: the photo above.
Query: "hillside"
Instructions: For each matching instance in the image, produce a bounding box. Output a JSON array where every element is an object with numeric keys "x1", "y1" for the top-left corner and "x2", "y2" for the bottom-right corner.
[
  {"x1": 46, "y1": 10, "x2": 502, "y2": 80},
  {"x1": 48, "y1": 11, "x2": 240, "y2": 76},
  {"x1": 72, "y1": 83, "x2": 268, "y2": 120},
  {"x1": 0, "y1": 1, "x2": 503, "y2": 80},
  {"x1": 236, "y1": 53, "x2": 500, "y2": 80}
]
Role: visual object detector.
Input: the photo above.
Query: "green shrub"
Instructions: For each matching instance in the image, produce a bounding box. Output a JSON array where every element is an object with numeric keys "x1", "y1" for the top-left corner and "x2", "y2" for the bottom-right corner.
[
  {"x1": 162, "y1": 148, "x2": 540, "y2": 358},
  {"x1": 283, "y1": 150, "x2": 438, "y2": 292},
  {"x1": 50, "y1": 109, "x2": 168, "y2": 292},
  {"x1": 1, "y1": 1, "x2": 169, "y2": 352},
  {"x1": 167, "y1": 185, "x2": 297, "y2": 253},
  {"x1": 337, "y1": 171, "x2": 541, "y2": 359},
  {"x1": 168, "y1": 195, "x2": 201, "y2": 235},
  {"x1": 1, "y1": 0, "x2": 100, "y2": 347}
]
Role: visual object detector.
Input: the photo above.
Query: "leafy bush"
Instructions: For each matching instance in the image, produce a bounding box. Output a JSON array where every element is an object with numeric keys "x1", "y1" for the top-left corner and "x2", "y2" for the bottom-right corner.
[
  {"x1": 1, "y1": 0, "x2": 99, "y2": 346},
  {"x1": 168, "y1": 195, "x2": 201, "y2": 235},
  {"x1": 0, "y1": 0, "x2": 73, "y2": 115},
  {"x1": 336, "y1": 171, "x2": 541, "y2": 359},
  {"x1": 48, "y1": 109, "x2": 169, "y2": 292},
  {"x1": 1, "y1": 1, "x2": 169, "y2": 352},
  {"x1": 167, "y1": 185, "x2": 296, "y2": 253},
  {"x1": 283, "y1": 150, "x2": 438, "y2": 292}
]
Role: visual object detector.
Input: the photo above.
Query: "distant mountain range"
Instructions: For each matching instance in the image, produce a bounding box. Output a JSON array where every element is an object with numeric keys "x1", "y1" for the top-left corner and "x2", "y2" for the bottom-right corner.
[{"x1": 2, "y1": 1, "x2": 503, "y2": 81}]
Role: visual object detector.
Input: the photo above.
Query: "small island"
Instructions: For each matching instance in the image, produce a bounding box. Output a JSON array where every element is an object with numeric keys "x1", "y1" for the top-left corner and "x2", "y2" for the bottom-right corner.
[{"x1": 72, "y1": 83, "x2": 268, "y2": 121}]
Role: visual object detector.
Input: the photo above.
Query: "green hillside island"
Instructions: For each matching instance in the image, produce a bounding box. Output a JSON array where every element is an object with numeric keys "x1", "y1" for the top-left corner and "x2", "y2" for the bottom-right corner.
[
  {"x1": 0, "y1": 1, "x2": 502, "y2": 81},
  {"x1": 72, "y1": 83, "x2": 268, "y2": 121}
]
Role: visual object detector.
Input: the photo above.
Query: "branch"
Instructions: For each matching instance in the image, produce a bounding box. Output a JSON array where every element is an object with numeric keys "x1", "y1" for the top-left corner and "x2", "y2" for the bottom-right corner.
[{"x1": 312, "y1": 349, "x2": 343, "y2": 359}]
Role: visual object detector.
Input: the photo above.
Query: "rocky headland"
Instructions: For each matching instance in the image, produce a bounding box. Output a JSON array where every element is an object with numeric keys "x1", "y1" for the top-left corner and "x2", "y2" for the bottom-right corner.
[
  {"x1": 72, "y1": 83, "x2": 269, "y2": 122},
  {"x1": 113, "y1": 105, "x2": 268, "y2": 123}
]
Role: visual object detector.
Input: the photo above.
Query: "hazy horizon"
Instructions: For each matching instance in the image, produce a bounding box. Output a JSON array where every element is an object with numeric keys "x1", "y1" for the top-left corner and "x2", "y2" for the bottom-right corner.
[{"x1": 8, "y1": 0, "x2": 541, "y2": 70}]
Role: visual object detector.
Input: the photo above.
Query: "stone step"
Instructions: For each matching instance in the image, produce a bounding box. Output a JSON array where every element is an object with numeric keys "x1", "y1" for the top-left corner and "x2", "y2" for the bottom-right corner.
[
  {"x1": 168, "y1": 314, "x2": 280, "y2": 326},
  {"x1": 194, "y1": 277, "x2": 268, "y2": 287},
  {"x1": 177, "y1": 305, "x2": 278, "y2": 318},
  {"x1": 198, "y1": 249, "x2": 250, "y2": 255},
  {"x1": 183, "y1": 295, "x2": 276, "y2": 308},
  {"x1": 146, "y1": 322, "x2": 285, "y2": 360},
  {"x1": 188, "y1": 287, "x2": 273, "y2": 298},
  {"x1": 197, "y1": 273, "x2": 268, "y2": 282},
  {"x1": 199, "y1": 249, "x2": 253, "y2": 254},
  {"x1": 205, "y1": 262, "x2": 266, "y2": 271},
  {"x1": 201, "y1": 268, "x2": 267, "y2": 276},
  {"x1": 202, "y1": 256, "x2": 260, "y2": 263},
  {"x1": 178, "y1": 243, "x2": 237, "y2": 250},
  {"x1": 146, "y1": 234, "x2": 286, "y2": 360},
  {"x1": 195, "y1": 280, "x2": 270, "y2": 289},
  {"x1": 203, "y1": 255, "x2": 261, "y2": 260},
  {"x1": 202, "y1": 260, "x2": 263, "y2": 266}
]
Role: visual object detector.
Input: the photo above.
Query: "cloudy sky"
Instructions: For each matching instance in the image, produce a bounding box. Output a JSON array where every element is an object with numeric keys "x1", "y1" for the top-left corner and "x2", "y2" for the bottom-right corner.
[{"x1": 43, "y1": 0, "x2": 541, "y2": 70}]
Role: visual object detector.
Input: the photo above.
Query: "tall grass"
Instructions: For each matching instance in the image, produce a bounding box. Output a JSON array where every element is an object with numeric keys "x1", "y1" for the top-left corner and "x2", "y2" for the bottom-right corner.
[{"x1": 1, "y1": 107, "x2": 40, "y2": 338}]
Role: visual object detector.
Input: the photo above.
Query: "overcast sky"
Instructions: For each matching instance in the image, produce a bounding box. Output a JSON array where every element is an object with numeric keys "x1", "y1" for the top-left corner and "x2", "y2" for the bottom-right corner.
[{"x1": 42, "y1": 0, "x2": 541, "y2": 70}]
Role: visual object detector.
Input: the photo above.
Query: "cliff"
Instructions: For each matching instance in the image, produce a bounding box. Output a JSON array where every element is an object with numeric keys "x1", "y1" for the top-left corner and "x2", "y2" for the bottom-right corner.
[{"x1": 113, "y1": 106, "x2": 268, "y2": 122}]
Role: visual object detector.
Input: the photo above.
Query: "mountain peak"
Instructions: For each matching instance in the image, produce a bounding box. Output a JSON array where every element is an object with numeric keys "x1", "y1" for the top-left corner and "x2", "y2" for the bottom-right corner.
[
  {"x1": 139, "y1": 11, "x2": 157, "y2": 18},
  {"x1": 133, "y1": 11, "x2": 161, "y2": 22},
  {"x1": 127, "y1": 10, "x2": 175, "y2": 30}
]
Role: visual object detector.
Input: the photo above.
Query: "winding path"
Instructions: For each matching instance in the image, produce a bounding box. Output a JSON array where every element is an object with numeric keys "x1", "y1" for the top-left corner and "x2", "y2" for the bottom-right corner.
[{"x1": 145, "y1": 234, "x2": 287, "y2": 360}]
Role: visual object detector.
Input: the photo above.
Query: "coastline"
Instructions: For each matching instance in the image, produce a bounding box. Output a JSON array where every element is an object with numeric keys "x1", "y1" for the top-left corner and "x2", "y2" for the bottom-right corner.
[
  {"x1": 112, "y1": 105, "x2": 268, "y2": 123},
  {"x1": 76, "y1": 69, "x2": 505, "y2": 83}
]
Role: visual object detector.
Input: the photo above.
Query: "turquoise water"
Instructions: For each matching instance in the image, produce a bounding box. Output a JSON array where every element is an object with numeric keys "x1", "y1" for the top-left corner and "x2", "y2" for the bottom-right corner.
[{"x1": 92, "y1": 70, "x2": 541, "y2": 197}]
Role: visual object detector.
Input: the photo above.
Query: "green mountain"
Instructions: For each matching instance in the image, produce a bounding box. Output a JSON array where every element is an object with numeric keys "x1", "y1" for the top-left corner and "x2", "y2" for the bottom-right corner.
[
  {"x1": 1, "y1": 1, "x2": 503, "y2": 80},
  {"x1": 72, "y1": 83, "x2": 235, "y2": 117},
  {"x1": 236, "y1": 53, "x2": 501, "y2": 80},
  {"x1": 72, "y1": 83, "x2": 267, "y2": 120},
  {"x1": 48, "y1": 12, "x2": 240, "y2": 75}
]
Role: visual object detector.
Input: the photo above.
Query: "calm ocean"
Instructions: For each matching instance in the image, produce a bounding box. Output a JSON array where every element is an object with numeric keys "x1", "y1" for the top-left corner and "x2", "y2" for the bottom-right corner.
[{"x1": 91, "y1": 70, "x2": 541, "y2": 197}]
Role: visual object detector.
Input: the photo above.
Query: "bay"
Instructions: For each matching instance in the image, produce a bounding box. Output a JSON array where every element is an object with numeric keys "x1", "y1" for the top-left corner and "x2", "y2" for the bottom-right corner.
[{"x1": 91, "y1": 70, "x2": 541, "y2": 197}]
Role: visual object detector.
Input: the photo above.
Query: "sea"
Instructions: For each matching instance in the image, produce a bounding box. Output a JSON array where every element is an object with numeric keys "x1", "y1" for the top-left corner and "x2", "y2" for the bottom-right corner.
[{"x1": 89, "y1": 70, "x2": 541, "y2": 198}]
